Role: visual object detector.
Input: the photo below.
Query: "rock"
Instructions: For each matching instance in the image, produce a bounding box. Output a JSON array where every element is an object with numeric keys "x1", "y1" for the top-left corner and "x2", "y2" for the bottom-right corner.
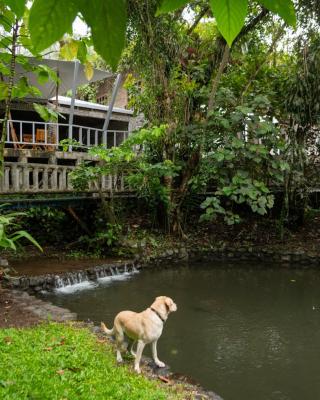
[
  {"x1": 179, "y1": 247, "x2": 188, "y2": 260},
  {"x1": 91, "y1": 325, "x2": 101, "y2": 334},
  {"x1": 28, "y1": 276, "x2": 44, "y2": 287},
  {"x1": 0, "y1": 258, "x2": 9, "y2": 267},
  {"x1": 122, "y1": 239, "x2": 138, "y2": 248},
  {"x1": 11, "y1": 278, "x2": 21, "y2": 287}
]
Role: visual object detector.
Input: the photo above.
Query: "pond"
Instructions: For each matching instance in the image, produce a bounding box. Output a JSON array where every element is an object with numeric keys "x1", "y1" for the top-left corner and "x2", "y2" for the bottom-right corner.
[{"x1": 43, "y1": 263, "x2": 320, "y2": 400}]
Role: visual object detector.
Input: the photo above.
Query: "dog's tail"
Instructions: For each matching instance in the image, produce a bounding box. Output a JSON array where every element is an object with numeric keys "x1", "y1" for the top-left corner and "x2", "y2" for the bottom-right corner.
[{"x1": 100, "y1": 322, "x2": 114, "y2": 336}]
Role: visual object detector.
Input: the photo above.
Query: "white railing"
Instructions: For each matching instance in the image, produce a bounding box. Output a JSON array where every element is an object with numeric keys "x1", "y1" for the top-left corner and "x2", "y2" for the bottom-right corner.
[
  {"x1": 4, "y1": 119, "x2": 129, "y2": 151},
  {"x1": 0, "y1": 162, "x2": 126, "y2": 194}
]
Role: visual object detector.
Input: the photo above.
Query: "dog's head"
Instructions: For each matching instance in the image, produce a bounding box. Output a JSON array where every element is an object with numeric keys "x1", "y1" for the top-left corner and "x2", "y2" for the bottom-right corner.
[{"x1": 152, "y1": 296, "x2": 177, "y2": 319}]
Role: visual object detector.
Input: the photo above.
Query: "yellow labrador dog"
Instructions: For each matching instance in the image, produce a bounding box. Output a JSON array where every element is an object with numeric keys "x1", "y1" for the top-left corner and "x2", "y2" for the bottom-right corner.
[{"x1": 101, "y1": 296, "x2": 177, "y2": 373}]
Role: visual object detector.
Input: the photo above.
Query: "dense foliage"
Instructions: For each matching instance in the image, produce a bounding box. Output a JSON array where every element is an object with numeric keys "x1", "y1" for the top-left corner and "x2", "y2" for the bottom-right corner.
[{"x1": 2, "y1": 0, "x2": 320, "y2": 241}]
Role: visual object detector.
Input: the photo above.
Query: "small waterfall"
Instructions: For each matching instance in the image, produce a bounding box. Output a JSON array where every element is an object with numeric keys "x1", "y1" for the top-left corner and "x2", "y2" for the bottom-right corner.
[
  {"x1": 53, "y1": 263, "x2": 139, "y2": 292},
  {"x1": 54, "y1": 270, "x2": 93, "y2": 293}
]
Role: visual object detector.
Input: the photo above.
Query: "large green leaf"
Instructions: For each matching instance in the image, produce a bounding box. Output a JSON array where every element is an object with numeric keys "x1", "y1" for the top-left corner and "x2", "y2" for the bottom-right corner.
[
  {"x1": 210, "y1": 0, "x2": 248, "y2": 46},
  {"x1": 29, "y1": 0, "x2": 77, "y2": 52},
  {"x1": 11, "y1": 230, "x2": 43, "y2": 251},
  {"x1": 258, "y1": 0, "x2": 296, "y2": 27},
  {"x1": 0, "y1": 82, "x2": 8, "y2": 100},
  {"x1": 79, "y1": 0, "x2": 126, "y2": 71},
  {"x1": 156, "y1": 0, "x2": 188, "y2": 15},
  {"x1": 4, "y1": 0, "x2": 26, "y2": 18}
]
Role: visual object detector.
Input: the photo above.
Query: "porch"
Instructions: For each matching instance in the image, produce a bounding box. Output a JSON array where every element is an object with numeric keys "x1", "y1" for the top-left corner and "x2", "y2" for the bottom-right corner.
[
  {"x1": 1, "y1": 118, "x2": 129, "y2": 194},
  {"x1": 4, "y1": 119, "x2": 129, "y2": 151}
]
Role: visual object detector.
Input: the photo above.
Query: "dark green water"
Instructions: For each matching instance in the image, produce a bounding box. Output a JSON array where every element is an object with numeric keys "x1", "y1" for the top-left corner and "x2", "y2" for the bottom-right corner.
[{"x1": 44, "y1": 264, "x2": 320, "y2": 400}]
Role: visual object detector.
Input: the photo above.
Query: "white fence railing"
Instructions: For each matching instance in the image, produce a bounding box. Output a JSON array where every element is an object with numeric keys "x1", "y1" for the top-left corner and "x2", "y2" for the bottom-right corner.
[
  {"x1": 0, "y1": 162, "x2": 125, "y2": 194},
  {"x1": 4, "y1": 119, "x2": 129, "y2": 151}
]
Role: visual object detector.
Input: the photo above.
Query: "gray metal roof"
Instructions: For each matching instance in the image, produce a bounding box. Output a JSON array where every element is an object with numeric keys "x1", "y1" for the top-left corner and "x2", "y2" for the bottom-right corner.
[
  {"x1": 14, "y1": 57, "x2": 113, "y2": 99},
  {"x1": 52, "y1": 96, "x2": 134, "y2": 115}
]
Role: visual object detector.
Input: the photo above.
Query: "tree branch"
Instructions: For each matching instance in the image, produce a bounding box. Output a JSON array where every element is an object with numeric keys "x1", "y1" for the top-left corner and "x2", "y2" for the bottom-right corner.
[
  {"x1": 207, "y1": 44, "x2": 230, "y2": 116},
  {"x1": 0, "y1": 20, "x2": 19, "y2": 175},
  {"x1": 241, "y1": 25, "x2": 285, "y2": 102},
  {"x1": 187, "y1": 5, "x2": 210, "y2": 35},
  {"x1": 206, "y1": 7, "x2": 270, "y2": 117},
  {"x1": 233, "y1": 7, "x2": 269, "y2": 47}
]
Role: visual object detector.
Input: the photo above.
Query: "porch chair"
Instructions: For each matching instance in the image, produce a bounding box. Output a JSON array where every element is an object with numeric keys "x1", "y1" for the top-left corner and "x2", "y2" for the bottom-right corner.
[{"x1": 36, "y1": 128, "x2": 57, "y2": 151}]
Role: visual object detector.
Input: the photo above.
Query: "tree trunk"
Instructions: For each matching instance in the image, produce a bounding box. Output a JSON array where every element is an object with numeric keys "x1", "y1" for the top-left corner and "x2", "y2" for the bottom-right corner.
[{"x1": 0, "y1": 20, "x2": 19, "y2": 176}]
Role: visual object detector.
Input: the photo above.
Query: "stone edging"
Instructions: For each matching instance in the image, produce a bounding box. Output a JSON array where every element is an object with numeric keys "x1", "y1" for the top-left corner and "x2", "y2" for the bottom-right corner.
[
  {"x1": 136, "y1": 245, "x2": 320, "y2": 267},
  {"x1": 7, "y1": 244, "x2": 319, "y2": 294},
  {"x1": 7, "y1": 289, "x2": 77, "y2": 322}
]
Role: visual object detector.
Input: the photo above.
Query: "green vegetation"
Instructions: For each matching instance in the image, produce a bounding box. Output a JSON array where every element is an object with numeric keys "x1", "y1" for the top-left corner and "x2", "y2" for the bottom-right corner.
[
  {"x1": 0, "y1": 205, "x2": 42, "y2": 252},
  {"x1": 0, "y1": 323, "x2": 180, "y2": 400},
  {"x1": 1, "y1": 1, "x2": 320, "y2": 246},
  {"x1": 68, "y1": 1, "x2": 319, "y2": 237}
]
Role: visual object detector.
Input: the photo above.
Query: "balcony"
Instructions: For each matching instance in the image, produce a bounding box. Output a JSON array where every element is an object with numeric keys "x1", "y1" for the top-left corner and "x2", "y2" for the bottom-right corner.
[{"x1": 4, "y1": 119, "x2": 129, "y2": 152}]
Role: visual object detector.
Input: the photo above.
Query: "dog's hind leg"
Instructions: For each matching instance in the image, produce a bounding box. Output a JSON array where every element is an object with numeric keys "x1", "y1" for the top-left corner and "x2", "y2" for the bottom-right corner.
[
  {"x1": 114, "y1": 325, "x2": 125, "y2": 363},
  {"x1": 129, "y1": 340, "x2": 137, "y2": 356},
  {"x1": 151, "y1": 340, "x2": 165, "y2": 368},
  {"x1": 116, "y1": 339, "x2": 124, "y2": 363},
  {"x1": 134, "y1": 340, "x2": 145, "y2": 373}
]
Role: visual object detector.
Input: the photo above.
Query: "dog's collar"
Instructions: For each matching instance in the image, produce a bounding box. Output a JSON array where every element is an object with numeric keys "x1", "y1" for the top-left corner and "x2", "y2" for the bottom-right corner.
[{"x1": 150, "y1": 307, "x2": 165, "y2": 323}]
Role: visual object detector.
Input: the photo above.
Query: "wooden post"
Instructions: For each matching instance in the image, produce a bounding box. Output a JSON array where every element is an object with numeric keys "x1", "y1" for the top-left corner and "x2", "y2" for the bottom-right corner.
[
  {"x1": 68, "y1": 60, "x2": 80, "y2": 152},
  {"x1": 102, "y1": 73, "x2": 122, "y2": 133}
]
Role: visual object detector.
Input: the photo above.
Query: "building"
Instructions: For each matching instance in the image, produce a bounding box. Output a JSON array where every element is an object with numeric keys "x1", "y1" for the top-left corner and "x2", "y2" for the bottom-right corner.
[{"x1": 0, "y1": 58, "x2": 135, "y2": 195}]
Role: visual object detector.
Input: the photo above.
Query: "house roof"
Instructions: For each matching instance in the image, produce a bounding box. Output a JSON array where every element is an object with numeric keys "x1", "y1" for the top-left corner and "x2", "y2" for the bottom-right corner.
[
  {"x1": 51, "y1": 96, "x2": 134, "y2": 115},
  {"x1": 14, "y1": 57, "x2": 113, "y2": 99}
]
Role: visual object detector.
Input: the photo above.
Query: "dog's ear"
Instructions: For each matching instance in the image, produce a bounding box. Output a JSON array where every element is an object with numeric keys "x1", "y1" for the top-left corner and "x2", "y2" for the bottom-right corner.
[{"x1": 165, "y1": 297, "x2": 177, "y2": 312}]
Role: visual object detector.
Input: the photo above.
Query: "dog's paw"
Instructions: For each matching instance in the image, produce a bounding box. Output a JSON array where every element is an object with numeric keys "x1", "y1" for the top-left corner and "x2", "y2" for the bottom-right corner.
[
  {"x1": 134, "y1": 366, "x2": 141, "y2": 374},
  {"x1": 155, "y1": 361, "x2": 165, "y2": 368}
]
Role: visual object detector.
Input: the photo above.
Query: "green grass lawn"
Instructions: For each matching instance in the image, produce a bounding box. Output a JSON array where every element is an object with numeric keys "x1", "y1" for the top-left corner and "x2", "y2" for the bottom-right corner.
[{"x1": 0, "y1": 322, "x2": 180, "y2": 400}]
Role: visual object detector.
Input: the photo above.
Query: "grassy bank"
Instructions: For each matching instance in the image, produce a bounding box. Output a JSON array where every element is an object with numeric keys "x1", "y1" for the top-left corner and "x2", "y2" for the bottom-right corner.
[{"x1": 0, "y1": 322, "x2": 179, "y2": 400}]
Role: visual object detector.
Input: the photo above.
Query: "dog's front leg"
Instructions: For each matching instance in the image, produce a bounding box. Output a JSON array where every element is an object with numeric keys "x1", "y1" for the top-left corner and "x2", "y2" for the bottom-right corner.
[
  {"x1": 151, "y1": 340, "x2": 165, "y2": 368},
  {"x1": 134, "y1": 340, "x2": 145, "y2": 373}
]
